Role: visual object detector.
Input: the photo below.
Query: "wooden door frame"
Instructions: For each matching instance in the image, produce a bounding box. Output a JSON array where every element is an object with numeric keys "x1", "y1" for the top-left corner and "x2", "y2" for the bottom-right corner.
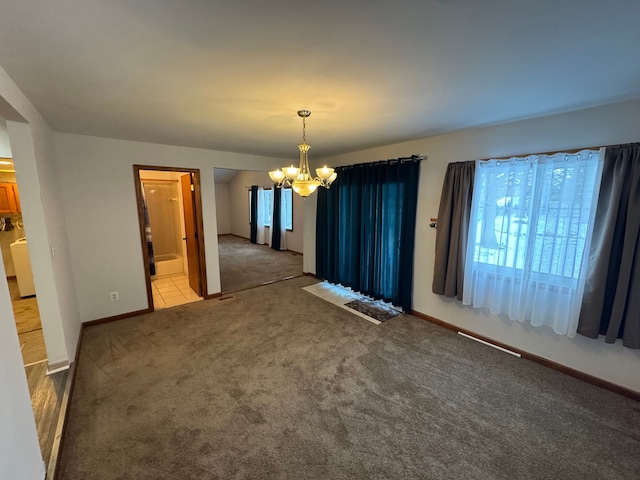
[{"x1": 133, "y1": 165, "x2": 208, "y2": 311}]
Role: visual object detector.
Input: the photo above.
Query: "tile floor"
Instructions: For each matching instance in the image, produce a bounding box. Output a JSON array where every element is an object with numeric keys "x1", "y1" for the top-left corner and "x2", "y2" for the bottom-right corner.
[{"x1": 152, "y1": 274, "x2": 202, "y2": 309}]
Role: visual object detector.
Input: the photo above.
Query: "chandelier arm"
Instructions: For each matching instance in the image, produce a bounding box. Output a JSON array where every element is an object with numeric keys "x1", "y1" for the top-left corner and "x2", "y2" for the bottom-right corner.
[{"x1": 268, "y1": 109, "x2": 337, "y2": 198}]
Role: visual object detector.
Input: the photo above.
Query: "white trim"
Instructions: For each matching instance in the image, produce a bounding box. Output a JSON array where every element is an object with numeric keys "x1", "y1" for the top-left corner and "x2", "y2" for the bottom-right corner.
[{"x1": 457, "y1": 332, "x2": 521, "y2": 357}]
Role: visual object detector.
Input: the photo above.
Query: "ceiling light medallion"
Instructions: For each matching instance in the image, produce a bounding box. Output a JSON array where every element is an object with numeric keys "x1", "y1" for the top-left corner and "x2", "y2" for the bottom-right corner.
[{"x1": 269, "y1": 110, "x2": 337, "y2": 197}]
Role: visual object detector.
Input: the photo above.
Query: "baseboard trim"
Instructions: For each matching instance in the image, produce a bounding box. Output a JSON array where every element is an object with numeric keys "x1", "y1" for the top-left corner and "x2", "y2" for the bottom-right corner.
[
  {"x1": 82, "y1": 308, "x2": 152, "y2": 328},
  {"x1": 220, "y1": 233, "x2": 248, "y2": 240},
  {"x1": 50, "y1": 320, "x2": 87, "y2": 480},
  {"x1": 223, "y1": 273, "x2": 308, "y2": 295},
  {"x1": 47, "y1": 361, "x2": 74, "y2": 480},
  {"x1": 204, "y1": 292, "x2": 222, "y2": 300},
  {"x1": 46, "y1": 360, "x2": 70, "y2": 375},
  {"x1": 410, "y1": 310, "x2": 640, "y2": 402}
]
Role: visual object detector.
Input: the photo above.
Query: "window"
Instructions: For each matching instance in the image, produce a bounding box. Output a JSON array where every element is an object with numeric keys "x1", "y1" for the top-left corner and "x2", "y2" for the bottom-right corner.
[
  {"x1": 463, "y1": 150, "x2": 603, "y2": 336},
  {"x1": 262, "y1": 189, "x2": 272, "y2": 227},
  {"x1": 283, "y1": 188, "x2": 293, "y2": 230},
  {"x1": 249, "y1": 186, "x2": 292, "y2": 231}
]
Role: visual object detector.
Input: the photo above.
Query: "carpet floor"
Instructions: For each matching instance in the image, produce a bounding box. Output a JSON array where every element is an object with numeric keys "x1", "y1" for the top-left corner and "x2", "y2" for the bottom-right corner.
[
  {"x1": 218, "y1": 234, "x2": 303, "y2": 293},
  {"x1": 58, "y1": 276, "x2": 640, "y2": 479}
]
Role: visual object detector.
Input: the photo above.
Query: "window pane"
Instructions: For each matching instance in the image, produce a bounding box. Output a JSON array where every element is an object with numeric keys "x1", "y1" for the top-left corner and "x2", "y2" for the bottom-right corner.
[
  {"x1": 284, "y1": 188, "x2": 293, "y2": 230},
  {"x1": 263, "y1": 190, "x2": 272, "y2": 227},
  {"x1": 473, "y1": 161, "x2": 533, "y2": 270}
]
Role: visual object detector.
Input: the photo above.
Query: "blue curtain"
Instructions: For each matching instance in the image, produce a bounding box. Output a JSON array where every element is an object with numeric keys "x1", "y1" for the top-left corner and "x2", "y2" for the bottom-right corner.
[
  {"x1": 250, "y1": 185, "x2": 258, "y2": 244},
  {"x1": 316, "y1": 157, "x2": 421, "y2": 311},
  {"x1": 141, "y1": 183, "x2": 155, "y2": 276},
  {"x1": 271, "y1": 186, "x2": 282, "y2": 250}
]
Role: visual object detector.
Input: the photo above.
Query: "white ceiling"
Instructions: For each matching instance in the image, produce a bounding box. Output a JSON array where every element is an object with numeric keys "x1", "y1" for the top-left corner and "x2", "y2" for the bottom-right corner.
[{"x1": 0, "y1": 1, "x2": 639, "y2": 159}]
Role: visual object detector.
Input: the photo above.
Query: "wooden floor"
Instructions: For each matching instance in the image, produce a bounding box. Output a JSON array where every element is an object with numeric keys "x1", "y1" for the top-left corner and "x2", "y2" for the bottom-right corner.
[
  {"x1": 25, "y1": 361, "x2": 68, "y2": 471},
  {"x1": 20, "y1": 328, "x2": 48, "y2": 365},
  {"x1": 7, "y1": 276, "x2": 47, "y2": 365},
  {"x1": 8, "y1": 275, "x2": 68, "y2": 473}
]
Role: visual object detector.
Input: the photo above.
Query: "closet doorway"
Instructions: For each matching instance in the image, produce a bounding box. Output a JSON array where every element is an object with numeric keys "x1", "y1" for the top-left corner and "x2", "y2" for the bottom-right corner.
[{"x1": 134, "y1": 166, "x2": 207, "y2": 310}]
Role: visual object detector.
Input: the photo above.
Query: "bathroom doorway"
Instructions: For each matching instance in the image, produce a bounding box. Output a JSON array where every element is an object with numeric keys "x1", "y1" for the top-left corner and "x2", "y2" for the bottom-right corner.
[{"x1": 134, "y1": 166, "x2": 207, "y2": 310}]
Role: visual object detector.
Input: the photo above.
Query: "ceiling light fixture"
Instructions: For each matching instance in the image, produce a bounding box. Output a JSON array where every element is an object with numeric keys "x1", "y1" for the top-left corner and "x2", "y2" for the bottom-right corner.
[{"x1": 269, "y1": 110, "x2": 337, "y2": 197}]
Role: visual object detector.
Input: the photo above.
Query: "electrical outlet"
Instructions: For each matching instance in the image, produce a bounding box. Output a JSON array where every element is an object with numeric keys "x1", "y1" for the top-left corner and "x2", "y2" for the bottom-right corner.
[{"x1": 109, "y1": 291, "x2": 119, "y2": 301}]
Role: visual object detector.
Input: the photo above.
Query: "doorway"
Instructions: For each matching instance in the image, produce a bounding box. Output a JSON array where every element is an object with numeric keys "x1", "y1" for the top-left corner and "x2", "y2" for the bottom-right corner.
[
  {"x1": 134, "y1": 166, "x2": 207, "y2": 310},
  {"x1": 1, "y1": 141, "x2": 69, "y2": 474},
  {"x1": 1, "y1": 165, "x2": 45, "y2": 365},
  {"x1": 213, "y1": 168, "x2": 304, "y2": 293}
]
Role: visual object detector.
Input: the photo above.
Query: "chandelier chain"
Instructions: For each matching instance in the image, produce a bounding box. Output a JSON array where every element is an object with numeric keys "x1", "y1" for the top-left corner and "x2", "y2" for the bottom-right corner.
[
  {"x1": 268, "y1": 109, "x2": 336, "y2": 197},
  {"x1": 302, "y1": 115, "x2": 306, "y2": 144}
]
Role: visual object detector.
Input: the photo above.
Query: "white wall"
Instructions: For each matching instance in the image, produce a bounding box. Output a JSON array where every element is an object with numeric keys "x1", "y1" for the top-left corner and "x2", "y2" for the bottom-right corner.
[
  {"x1": 287, "y1": 193, "x2": 304, "y2": 254},
  {"x1": 0, "y1": 256, "x2": 45, "y2": 479},
  {"x1": 54, "y1": 133, "x2": 283, "y2": 322},
  {"x1": 8, "y1": 122, "x2": 79, "y2": 367},
  {"x1": 0, "y1": 117, "x2": 11, "y2": 157},
  {"x1": 214, "y1": 183, "x2": 231, "y2": 235},
  {"x1": 0, "y1": 63, "x2": 79, "y2": 478},
  {"x1": 313, "y1": 98, "x2": 640, "y2": 394},
  {"x1": 1, "y1": 66, "x2": 81, "y2": 367}
]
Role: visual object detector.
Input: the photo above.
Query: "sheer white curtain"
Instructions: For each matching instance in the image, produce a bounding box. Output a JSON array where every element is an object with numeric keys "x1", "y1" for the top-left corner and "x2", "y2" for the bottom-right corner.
[
  {"x1": 256, "y1": 187, "x2": 267, "y2": 245},
  {"x1": 462, "y1": 150, "x2": 603, "y2": 336}
]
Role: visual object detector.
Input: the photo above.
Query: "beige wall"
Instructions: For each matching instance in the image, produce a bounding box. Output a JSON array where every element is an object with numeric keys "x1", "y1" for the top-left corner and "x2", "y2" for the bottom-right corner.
[
  {"x1": 288, "y1": 191, "x2": 304, "y2": 254},
  {"x1": 312, "y1": 98, "x2": 640, "y2": 394},
  {"x1": 53, "y1": 133, "x2": 283, "y2": 322},
  {"x1": 228, "y1": 170, "x2": 271, "y2": 240},
  {"x1": 214, "y1": 183, "x2": 231, "y2": 235}
]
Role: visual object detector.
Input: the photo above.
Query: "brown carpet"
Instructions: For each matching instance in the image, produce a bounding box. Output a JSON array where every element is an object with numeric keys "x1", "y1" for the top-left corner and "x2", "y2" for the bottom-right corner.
[
  {"x1": 218, "y1": 234, "x2": 303, "y2": 292},
  {"x1": 7, "y1": 277, "x2": 42, "y2": 334},
  {"x1": 58, "y1": 276, "x2": 640, "y2": 480}
]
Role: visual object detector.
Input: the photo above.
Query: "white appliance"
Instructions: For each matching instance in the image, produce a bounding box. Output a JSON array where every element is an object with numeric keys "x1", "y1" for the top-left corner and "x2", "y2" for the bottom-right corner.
[{"x1": 10, "y1": 237, "x2": 35, "y2": 297}]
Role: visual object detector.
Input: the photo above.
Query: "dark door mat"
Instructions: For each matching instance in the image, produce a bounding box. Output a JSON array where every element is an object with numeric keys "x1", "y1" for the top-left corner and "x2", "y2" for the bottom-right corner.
[{"x1": 344, "y1": 299, "x2": 400, "y2": 323}]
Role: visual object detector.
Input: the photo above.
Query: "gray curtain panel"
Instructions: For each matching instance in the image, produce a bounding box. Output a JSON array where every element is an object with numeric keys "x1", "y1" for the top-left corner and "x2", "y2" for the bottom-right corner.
[
  {"x1": 577, "y1": 144, "x2": 640, "y2": 348},
  {"x1": 432, "y1": 161, "x2": 475, "y2": 300}
]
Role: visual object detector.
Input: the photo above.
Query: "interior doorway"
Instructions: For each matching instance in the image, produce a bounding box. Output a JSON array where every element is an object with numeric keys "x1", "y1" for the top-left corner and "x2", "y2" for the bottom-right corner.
[
  {"x1": 134, "y1": 166, "x2": 207, "y2": 310},
  {"x1": 1, "y1": 160, "x2": 45, "y2": 365},
  {"x1": 1, "y1": 121, "x2": 70, "y2": 475},
  {"x1": 213, "y1": 168, "x2": 304, "y2": 293}
]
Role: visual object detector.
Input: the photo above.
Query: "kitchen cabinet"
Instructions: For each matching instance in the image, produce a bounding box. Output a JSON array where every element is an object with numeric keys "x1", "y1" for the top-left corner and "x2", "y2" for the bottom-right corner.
[{"x1": 0, "y1": 182, "x2": 20, "y2": 214}]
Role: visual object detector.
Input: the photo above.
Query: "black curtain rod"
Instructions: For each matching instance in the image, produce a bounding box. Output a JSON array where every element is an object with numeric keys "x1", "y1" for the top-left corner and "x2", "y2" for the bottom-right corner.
[
  {"x1": 337, "y1": 155, "x2": 425, "y2": 169},
  {"x1": 472, "y1": 143, "x2": 640, "y2": 163}
]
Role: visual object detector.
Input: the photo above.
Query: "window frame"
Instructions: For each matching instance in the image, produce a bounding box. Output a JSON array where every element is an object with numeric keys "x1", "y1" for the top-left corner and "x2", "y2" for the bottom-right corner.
[
  {"x1": 283, "y1": 187, "x2": 293, "y2": 231},
  {"x1": 468, "y1": 151, "x2": 602, "y2": 286}
]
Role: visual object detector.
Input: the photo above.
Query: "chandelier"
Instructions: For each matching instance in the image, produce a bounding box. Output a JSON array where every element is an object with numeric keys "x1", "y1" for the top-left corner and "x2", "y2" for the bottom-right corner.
[{"x1": 269, "y1": 110, "x2": 337, "y2": 197}]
